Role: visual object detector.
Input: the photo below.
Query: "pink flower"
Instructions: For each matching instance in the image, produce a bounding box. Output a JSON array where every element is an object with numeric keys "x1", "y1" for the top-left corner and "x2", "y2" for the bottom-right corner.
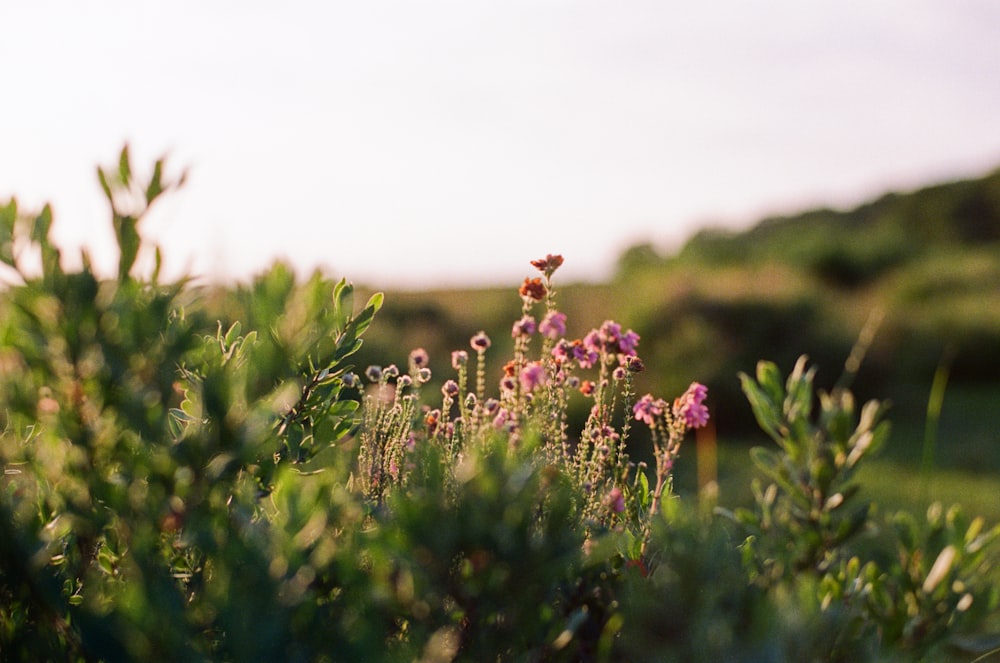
[
  {"x1": 571, "y1": 340, "x2": 598, "y2": 369},
  {"x1": 551, "y1": 338, "x2": 571, "y2": 362},
  {"x1": 442, "y1": 380, "x2": 460, "y2": 398},
  {"x1": 633, "y1": 393, "x2": 665, "y2": 425},
  {"x1": 471, "y1": 331, "x2": 491, "y2": 351},
  {"x1": 605, "y1": 487, "x2": 625, "y2": 513},
  {"x1": 598, "y1": 320, "x2": 622, "y2": 348},
  {"x1": 674, "y1": 382, "x2": 709, "y2": 429},
  {"x1": 539, "y1": 311, "x2": 567, "y2": 339},
  {"x1": 519, "y1": 362, "x2": 547, "y2": 393},
  {"x1": 511, "y1": 315, "x2": 537, "y2": 338},
  {"x1": 451, "y1": 350, "x2": 468, "y2": 369},
  {"x1": 408, "y1": 348, "x2": 429, "y2": 369},
  {"x1": 618, "y1": 329, "x2": 640, "y2": 356}
]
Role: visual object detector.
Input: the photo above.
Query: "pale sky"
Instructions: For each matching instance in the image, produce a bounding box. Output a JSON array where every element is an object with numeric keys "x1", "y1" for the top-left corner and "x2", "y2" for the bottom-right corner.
[{"x1": 3, "y1": 1, "x2": 1000, "y2": 289}]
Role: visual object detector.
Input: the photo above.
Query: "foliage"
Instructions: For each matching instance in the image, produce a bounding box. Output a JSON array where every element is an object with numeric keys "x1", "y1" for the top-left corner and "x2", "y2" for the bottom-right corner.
[{"x1": 1, "y1": 149, "x2": 999, "y2": 661}]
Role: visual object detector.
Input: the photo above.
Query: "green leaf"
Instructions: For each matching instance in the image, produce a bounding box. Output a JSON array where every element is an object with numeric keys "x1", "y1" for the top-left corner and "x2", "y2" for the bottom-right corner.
[
  {"x1": 756, "y1": 359, "x2": 785, "y2": 405},
  {"x1": 97, "y1": 165, "x2": 113, "y2": 201},
  {"x1": 739, "y1": 372, "x2": 783, "y2": 442},
  {"x1": 332, "y1": 278, "x2": 353, "y2": 329},
  {"x1": 31, "y1": 204, "x2": 53, "y2": 244},
  {"x1": 224, "y1": 321, "x2": 243, "y2": 348},
  {"x1": 749, "y1": 446, "x2": 787, "y2": 484},
  {"x1": 364, "y1": 291, "x2": 384, "y2": 314},
  {"x1": 118, "y1": 144, "x2": 132, "y2": 185},
  {"x1": 835, "y1": 504, "x2": 871, "y2": 543},
  {"x1": 0, "y1": 198, "x2": 15, "y2": 266},
  {"x1": 146, "y1": 159, "x2": 164, "y2": 204},
  {"x1": 116, "y1": 214, "x2": 140, "y2": 281}
]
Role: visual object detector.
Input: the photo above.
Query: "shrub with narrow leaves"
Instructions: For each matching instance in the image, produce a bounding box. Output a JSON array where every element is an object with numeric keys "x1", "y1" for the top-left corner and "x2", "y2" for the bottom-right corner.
[{"x1": 1, "y1": 148, "x2": 998, "y2": 662}]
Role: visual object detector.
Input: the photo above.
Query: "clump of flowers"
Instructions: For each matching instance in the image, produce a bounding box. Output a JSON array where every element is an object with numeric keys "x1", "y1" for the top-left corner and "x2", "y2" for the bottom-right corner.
[{"x1": 356, "y1": 254, "x2": 708, "y2": 545}]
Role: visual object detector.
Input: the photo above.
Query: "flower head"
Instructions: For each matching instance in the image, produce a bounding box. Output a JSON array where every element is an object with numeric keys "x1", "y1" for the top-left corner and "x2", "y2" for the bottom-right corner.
[
  {"x1": 618, "y1": 329, "x2": 640, "y2": 356},
  {"x1": 604, "y1": 487, "x2": 625, "y2": 513},
  {"x1": 451, "y1": 350, "x2": 468, "y2": 369},
  {"x1": 674, "y1": 382, "x2": 710, "y2": 429},
  {"x1": 539, "y1": 311, "x2": 567, "y2": 339},
  {"x1": 633, "y1": 393, "x2": 665, "y2": 425},
  {"x1": 530, "y1": 253, "x2": 564, "y2": 278},
  {"x1": 471, "y1": 331, "x2": 491, "y2": 351},
  {"x1": 519, "y1": 362, "x2": 547, "y2": 393},
  {"x1": 519, "y1": 277, "x2": 547, "y2": 302},
  {"x1": 511, "y1": 315, "x2": 537, "y2": 338},
  {"x1": 408, "y1": 348, "x2": 429, "y2": 370}
]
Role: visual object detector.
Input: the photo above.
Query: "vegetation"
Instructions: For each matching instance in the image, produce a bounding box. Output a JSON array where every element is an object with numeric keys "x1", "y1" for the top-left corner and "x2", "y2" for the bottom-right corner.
[{"x1": 2, "y1": 149, "x2": 1000, "y2": 660}]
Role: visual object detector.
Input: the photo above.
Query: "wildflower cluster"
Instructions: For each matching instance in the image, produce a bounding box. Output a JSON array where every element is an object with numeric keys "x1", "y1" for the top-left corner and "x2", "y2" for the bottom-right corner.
[{"x1": 357, "y1": 254, "x2": 709, "y2": 541}]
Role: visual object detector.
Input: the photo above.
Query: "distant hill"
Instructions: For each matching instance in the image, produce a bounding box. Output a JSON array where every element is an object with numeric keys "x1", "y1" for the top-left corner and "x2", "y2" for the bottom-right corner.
[
  {"x1": 618, "y1": 166, "x2": 1000, "y2": 288},
  {"x1": 606, "y1": 165, "x2": 1000, "y2": 445}
]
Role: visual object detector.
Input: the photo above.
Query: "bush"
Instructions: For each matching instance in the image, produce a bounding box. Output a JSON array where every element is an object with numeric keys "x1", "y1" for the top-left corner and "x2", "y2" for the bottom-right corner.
[{"x1": 2, "y1": 149, "x2": 998, "y2": 661}]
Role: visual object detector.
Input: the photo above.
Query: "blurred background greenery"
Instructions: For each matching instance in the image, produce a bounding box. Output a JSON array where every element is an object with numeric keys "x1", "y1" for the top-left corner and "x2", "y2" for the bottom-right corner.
[{"x1": 348, "y1": 167, "x2": 1000, "y2": 523}]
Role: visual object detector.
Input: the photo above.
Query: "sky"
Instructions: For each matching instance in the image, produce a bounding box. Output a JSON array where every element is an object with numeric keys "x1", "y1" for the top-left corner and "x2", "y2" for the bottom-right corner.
[{"x1": 3, "y1": 1, "x2": 1000, "y2": 290}]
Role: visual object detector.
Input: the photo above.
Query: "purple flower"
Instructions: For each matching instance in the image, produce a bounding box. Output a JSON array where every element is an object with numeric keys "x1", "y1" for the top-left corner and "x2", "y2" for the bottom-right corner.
[
  {"x1": 408, "y1": 348, "x2": 429, "y2": 369},
  {"x1": 571, "y1": 341, "x2": 598, "y2": 369},
  {"x1": 451, "y1": 350, "x2": 468, "y2": 370},
  {"x1": 618, "y1": 329, "x2": 640, "y2": 356},
  {"x1": 519, "y1": 362, "x2": 547, "y2": 393},
  {"x1": 598, "y1": 320, "x2": 622, "y2": 347},
  {"x1": 674, "y1": 382, "x2": 710, "y2": 429},
  {"x1": 539, "y1": 311, "x2": 567, "y2": 339},
  {"x1": 551, "y1": 339, "x2": 571, "y2": 362},
  {"x1": 365, "y1": 365, "x2": 383, "y2": 382},
  {"x1": 442, "y1": 380, "x2": 460, "y2": 398},
  {"x1": 511, "y1": 315, "x2": 537, "y2": 338},
  {"x1": 604, "y1": 487, "x2": 625, "y2": 513}
]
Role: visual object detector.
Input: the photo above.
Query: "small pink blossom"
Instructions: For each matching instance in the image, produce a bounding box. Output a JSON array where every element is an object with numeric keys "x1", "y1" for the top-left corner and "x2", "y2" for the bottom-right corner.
[
  {"x1": 471, "y1": 331, "x2": 491, "y2": 351},
  {"x1": 618, "y1": 329, "x2": 640, "y2": 356},
  {"x1": 519, "y1": 362, "x2": 547, "y2": 393},
  {"x1": 408, "y1": 348, "x2": 429, "y2": 369},
  {"x1": 451, "y1": 350, "x2": 468, "y2": 369},
  {"x1": 604, "y1": 487, "x2": 625, "y2": 513},
  {"x1": 674, "y1": 382, "x2": 710, "y2": 428},
  {"x1": 598, "y1": 320, "x2": 622, "y2": 348},
  {"x1": 633, "y1": 393, "x2": 666, "y2": 425},
  {"x1": 511, "y1": 315, "x2": 537, "y2": 338},
  {"x1": 571, "y1": 340, "x2": 598, "y2": 369},
  {"x1": 539, "y1": 311, "x2": 567, "y2": 339}
]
